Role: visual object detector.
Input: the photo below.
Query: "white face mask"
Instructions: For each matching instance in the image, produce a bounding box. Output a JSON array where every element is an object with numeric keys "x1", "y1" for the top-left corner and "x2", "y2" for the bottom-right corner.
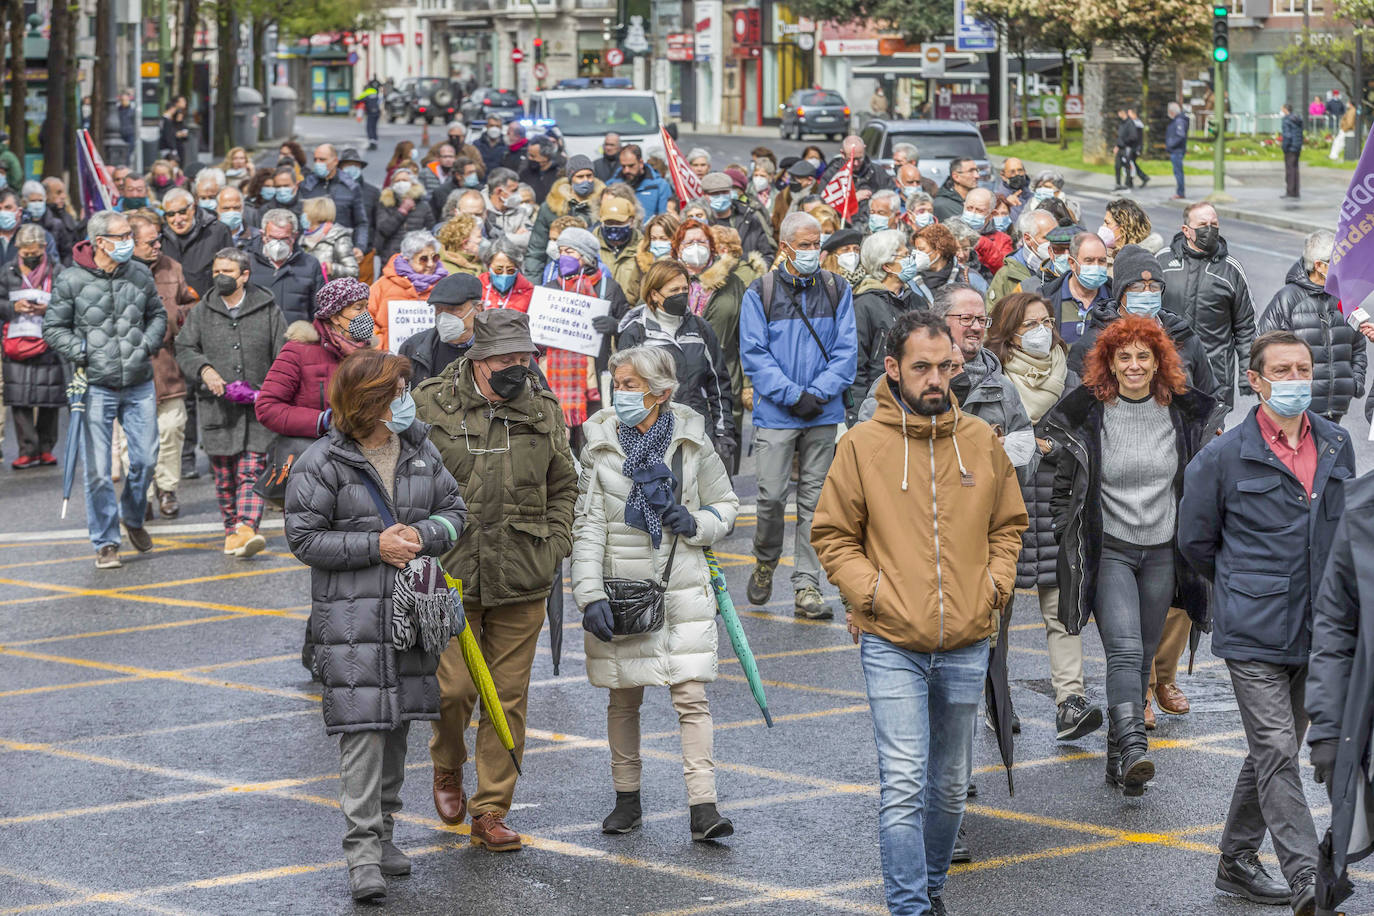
[
  {"x1": 680, "y1": 243, "x2": 710, "y2": 269},
  {"x1": 909, "y1": 250, "x2": 932, "y2": 272},
  {"x1": 836, "y1": 251, "x2": 860, "y2": 274},
  {"x1": 1020, "y1": 324, "x2": 1053, "y2": 358},
  {"x1": 752, "y1": 175, "x2": 770, "y2": 191}
]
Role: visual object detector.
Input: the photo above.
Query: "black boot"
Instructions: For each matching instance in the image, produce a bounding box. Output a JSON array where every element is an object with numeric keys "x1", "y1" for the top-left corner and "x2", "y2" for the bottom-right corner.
[
  {"x1": 689, "y1": 802, "x2": 734, "y2": 841},
  {"x1": 1109, "y1": 702, "x2": 1154, "y2": 797},
  {"x1": 1105, "y1": 718, "x2": 1123, "y2": 788},
  {"x1": 602, "y1": 791, "x2": 642, "y2": 834}
]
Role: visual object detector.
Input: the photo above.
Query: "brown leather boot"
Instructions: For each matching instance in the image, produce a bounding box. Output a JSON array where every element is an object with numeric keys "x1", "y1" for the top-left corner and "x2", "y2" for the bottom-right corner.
[
  {"x1": 432, "y1": 769, "x2": 467, "y2": 825},
  {"x1": 1155, "y1": 682, "x2": 1190, "y2": 715},
  {"x1": 1143, "y1": 696, "x2": 1157, "y2": 730},
  {"x1": 470, "y1": 812, "x2": 522, "y2": 851}
]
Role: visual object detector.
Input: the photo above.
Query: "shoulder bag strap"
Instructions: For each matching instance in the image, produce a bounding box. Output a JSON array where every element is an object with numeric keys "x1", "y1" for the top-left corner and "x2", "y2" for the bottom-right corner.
[
  {"x1": 793, "y1": 289, "x2": 833, "y2": 363},
  {"x1": 357, "y1": 469, "x2": 398, "y2": 528}
]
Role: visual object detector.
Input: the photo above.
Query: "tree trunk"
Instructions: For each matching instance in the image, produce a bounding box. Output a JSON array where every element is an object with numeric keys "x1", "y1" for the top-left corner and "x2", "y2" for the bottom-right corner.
[
  {"x1": 178, "y1": 0, "x2": 200, "y2": 102},
  {"x1": 42, "y1": 0, "x2": 70, "y2": 179},
  {"x1": 7, "y1": 0, "x2": 24, "y2": 160},
  {"x1": 214, "y1": 1, "x2": 235, "y2": 157},
  {"x1": 1019, "y1": 49, "x2": 1030, "y2": 142},
  {"x1": 91, "y1": 0, "x2": 108, "y2": 149},
  {"x1": 1138, "y1": 50, "x2": 1152, "y2": 159},
  {"x1": 252, "y1": 21, "x2": 268, "y2": 95},
  {"x1": 1058, "y1": 48, "x2": 1069, "y2": 149}
]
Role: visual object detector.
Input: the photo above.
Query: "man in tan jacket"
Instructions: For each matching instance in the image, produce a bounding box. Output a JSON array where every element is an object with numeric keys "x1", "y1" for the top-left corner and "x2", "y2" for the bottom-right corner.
[{"x1": 812, "y1": 309, "x2": 1026, "y2": 916}]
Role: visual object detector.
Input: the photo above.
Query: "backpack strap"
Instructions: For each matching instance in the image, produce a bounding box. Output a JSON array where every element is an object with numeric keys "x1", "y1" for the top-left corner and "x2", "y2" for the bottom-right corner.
[{"x1": 761, "y1": 271, "x2": 775, "y2": 315}]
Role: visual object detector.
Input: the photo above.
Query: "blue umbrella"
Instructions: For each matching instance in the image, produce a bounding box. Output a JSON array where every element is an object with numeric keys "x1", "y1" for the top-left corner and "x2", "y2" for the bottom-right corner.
[{"x1": 59, "y1": 367, "x2": 88, "y2": 519}]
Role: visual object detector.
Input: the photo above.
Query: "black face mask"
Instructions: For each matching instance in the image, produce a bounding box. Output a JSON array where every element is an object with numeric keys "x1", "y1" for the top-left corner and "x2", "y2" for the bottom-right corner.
[
  {"x1": 1006, "y1": 174, "x2": 1030, "y2": 192},
  {"x1": 487, "y1": 364, "x2": 528, "y2": 400},
  {"x1": 212, "y1": 274, "x2": 239, "y2": 296},
  {"x1": 602, "y1": 223, "x2": 632, "y2": 246},
  {"x1": 21, "y1": 254, "x2": 42, "y2": 270},
  {"x1": 659, "y1": 292, "x2": 689, "y2": 317},
  {"x1": 1191, "y1": 225, "x2": 1220, "y2": 254}
]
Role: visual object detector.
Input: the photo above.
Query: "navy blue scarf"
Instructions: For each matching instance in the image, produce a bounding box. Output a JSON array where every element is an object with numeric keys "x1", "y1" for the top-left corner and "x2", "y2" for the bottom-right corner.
[{"x1": 618, "y1": 410, "x2": 676, "y2": 548}]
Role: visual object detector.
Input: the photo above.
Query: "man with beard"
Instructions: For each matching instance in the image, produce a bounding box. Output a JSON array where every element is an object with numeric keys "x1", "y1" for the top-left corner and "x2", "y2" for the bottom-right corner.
[{"x1": 813, "y1": 308, "x2": 1027, "y2": 916}]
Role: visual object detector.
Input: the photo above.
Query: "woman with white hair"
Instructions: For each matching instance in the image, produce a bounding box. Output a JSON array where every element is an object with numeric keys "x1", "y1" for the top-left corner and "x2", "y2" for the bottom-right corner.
[
  {"x1": 846, "y1": 230, "x2": 927, "y2": 424},
  {"x1": 687, "y1": 148, "x2": 711, "y2": 179},
  {"x1": 748, "y1": 157, "x2": 777, "y2": 211},
  {"x1": 572, "y1": 344, "x2": 740, "y2": 842},
  {"x1": 367, "y1": 230, "x2": 447, "y2": 351}
]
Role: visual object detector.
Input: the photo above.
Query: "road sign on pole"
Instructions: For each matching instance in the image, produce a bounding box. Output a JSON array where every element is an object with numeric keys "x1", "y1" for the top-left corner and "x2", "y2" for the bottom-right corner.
[
  {"x1": 512, "y1": 47, "x2": 525, "y2": 63},
  {"x1": 920, "y1": 43, "x2": 945, "y2": 78},
  {"x1": 533, "y1": 62, "x2": 548, "y2": 80},
  {"x1": 606, "y1": 47, "x2": 625, "y2": 66}
]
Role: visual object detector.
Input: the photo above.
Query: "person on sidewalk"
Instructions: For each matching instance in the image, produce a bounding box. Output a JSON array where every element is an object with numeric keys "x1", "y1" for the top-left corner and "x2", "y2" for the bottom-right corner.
[
  {"x1": 43, "y1": 211, "x2": 167, "y2": 569},
  {"x1": 414, "y1": 310, "x2": 578, "y2": 853},
  {"x1": 1165, "y1": 102, "x2": 1189, "y2": 200},
  {"x1": 1180, "y1": 330, "x2": 1350, "y2": 916},
  {"x1": 813, "y1": 309, "x2": 1027, "y2": 916},
  {"x1": 1126, "y1": 108, "x2": 1150, "y2": 189},
  {"x1": 739, "y1": 211, "x2": 856, "y2": 621},
  {"x1": 285, "y1": 348, "x2": 467, "y2": 904},
  {"x1": 0, "y1": 224, "x2": 63, "y2": 469},
  {"x1": 175, "y1": 247, "x2": 286, "y2": 558},
  {"x1": 1281, "y1": 103, "x2": 1304, "y2": 200},
  {"x1": 573, "y1": 345, "x2": 741, "y2": 842},
  {"x1": 1113, "y1": 110, "x2": 1136, "y2": 191}
]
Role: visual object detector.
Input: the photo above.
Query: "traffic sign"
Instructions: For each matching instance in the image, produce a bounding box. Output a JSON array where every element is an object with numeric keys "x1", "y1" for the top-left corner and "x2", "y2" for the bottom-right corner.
[
  {"x1": 954, "y1": 0, "x2": 997, "y2": 52},
  {"x1": 920, "y1": 42, "x2": 945, "y2": 78},
  {"x1": 512, "y1": 46, "x2": 525, "y2": 63},
  {"x1": 606, "y1": 47, "x2": 625, "y2": 67},
  {"x1": 533, "y1": 62, "x2": 548, "y2": 80}
]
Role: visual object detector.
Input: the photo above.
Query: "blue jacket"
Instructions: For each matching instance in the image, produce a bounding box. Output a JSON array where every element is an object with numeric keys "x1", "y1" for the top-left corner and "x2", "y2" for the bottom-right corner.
[
  {"x1": 608, "y1": 163, "x2": 674, "y2": 216},
  {"x1": 1165, "y1": 113, "x2": 1188, "y2": 154},
  {"x1": 1179, "y1": 407, "x2": 1355, "y2": 665},
  {"x1": 739, "y1": 267, "x2": 856, "y2": 430},
  {"x1": 1281, "y1": 112, "x2": 1304, "y2": 153},
  {"x1": 299, "y1": 171, "x2": 370, "y2": 250}
]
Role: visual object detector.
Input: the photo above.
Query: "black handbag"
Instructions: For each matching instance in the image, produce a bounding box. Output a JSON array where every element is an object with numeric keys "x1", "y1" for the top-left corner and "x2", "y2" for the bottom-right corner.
[
  {"x1": 252, "y1": 435, "x2": 318, "y2": 509},
  {"x1": 602, "y1": 450, "x2": 684, "y2": 637}
]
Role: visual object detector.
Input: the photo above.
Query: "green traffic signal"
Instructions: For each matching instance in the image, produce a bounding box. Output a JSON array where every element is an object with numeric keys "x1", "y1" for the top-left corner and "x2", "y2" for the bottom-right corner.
[
  {"x1": 1213, "y1": 5, "x2": 1227, "y2": 14},
  {"x1": 1214, "y1": 46, "x2": 1229, "y2": 62}
]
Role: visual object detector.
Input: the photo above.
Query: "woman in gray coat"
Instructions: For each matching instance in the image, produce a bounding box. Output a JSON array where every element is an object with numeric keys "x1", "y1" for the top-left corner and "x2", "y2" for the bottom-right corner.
[
  {"x1": 175, "y1": 247, "x2": 285, "y2": 557},
  {"x1": 285, "y1": 349, "x2": 466, "y2": 904}
]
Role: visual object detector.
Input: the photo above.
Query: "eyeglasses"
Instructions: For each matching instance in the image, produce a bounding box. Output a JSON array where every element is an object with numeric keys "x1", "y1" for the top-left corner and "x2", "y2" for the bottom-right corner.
[
  {"x1": 100, "y1": 231, "x2": 133, "y2": 241},
  {"x1": 164, "y1": 206, "x2": 192, "y2": 218},
  {"x1": 145, "y1": 238, "x2": 163, "y2": 248},
  {"x1": 1124, "y1": 281, "x2": 1165, "y2": 293},
  {"x1": 461, "y1": 417, "x2": 510, "y2": 455},
  {"x1": 950, "y1": 314, "x2": 990, "y2": 328},
  {"x1": 1017, "y1": 317, "x2": 1056, "y2": 332}
]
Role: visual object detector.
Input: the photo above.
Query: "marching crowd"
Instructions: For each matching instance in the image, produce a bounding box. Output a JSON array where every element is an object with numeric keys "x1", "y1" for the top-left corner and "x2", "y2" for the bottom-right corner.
[{"x1": 17, "y1": 123, "x2": 1374, "y2": 915}]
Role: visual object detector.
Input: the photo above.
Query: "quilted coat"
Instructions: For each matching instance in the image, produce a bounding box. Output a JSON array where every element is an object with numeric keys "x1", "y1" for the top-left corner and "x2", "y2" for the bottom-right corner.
[
  {"x1": 1258, "y1": 258, "x2": 1366, "y2": 419},
  {"x1": 285, "y1": 422, "x2": 467, "y2": 734},
  {"x1": 1008, "y1": 367, "x2": 1081, "y2": 590},
  {"x1": 43, "y1": 241, "x2": 167, "y2": 391},
  {"x1": 0, "y1": 259, "x2": 65, "y2": 407},
  {"x1": 572, "y1": 404, "x2": 740, "y2": 689},
  {"x1": 255, "y1": 320, "x2": 348, "y2": 438}
]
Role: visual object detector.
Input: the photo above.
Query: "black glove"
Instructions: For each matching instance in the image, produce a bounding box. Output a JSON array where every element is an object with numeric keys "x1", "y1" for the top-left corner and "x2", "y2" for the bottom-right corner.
[
  {"x1": 592, "y1": 315, "x2": 616, "y2": 335},
  {"x1": 662, "y1": 504, "x2": 697, "y2": 537},
  {"x1": 582, "y1": 599, "x2": 614, "y2": 642},
  {"x1": 1312, "y1": 739, "x2": 1337, "y2": 785},
  {"x1": 790, "y1": 391, "x2": 826, "y2": 421},
  {"x1": 714, "y1": 436, "x2": 736, "y2": 467}
]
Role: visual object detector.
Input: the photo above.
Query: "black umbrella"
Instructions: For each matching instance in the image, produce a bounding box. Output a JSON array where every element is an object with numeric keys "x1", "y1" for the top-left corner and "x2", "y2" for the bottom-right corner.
[
  {"x1": 546, "y1": 560, "x2": 565, "y2": 676},
  {"x1": 1316, "y1": 828, "x2": 1355, "y2": 916},
  {"x1": 59, "y1": 368, "x2": 88, "y2": 519},
  {"x1": 985, "y1": 602, "x2": 1017, "y2": 796}
]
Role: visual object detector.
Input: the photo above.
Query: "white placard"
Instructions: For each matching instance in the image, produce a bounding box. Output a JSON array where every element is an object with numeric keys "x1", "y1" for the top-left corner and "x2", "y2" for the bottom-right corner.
[
  {"x1": 5, "y1": 314, "x2": 42, "y2": 338},
  {"x1": 387, "y1": 299, "x2": 433, "y2": 354},
  {"x1": 526, "y1": 286, "x2": 610, "y2": 358}
]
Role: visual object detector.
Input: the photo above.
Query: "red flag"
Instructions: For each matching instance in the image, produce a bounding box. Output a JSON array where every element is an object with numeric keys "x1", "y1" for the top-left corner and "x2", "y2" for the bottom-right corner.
[
  {"x1": 821, "y1": 156, "x2": 857, "y2": 221},
  {"x1": 661, "y1": 127, "x2": 703, "y2": 207}
]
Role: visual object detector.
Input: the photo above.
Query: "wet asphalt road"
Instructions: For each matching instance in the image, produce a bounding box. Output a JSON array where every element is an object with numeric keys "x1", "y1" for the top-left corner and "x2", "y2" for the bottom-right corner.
[{"x1": 1, "y1": 117, "x2": 1371, "y2": 915}]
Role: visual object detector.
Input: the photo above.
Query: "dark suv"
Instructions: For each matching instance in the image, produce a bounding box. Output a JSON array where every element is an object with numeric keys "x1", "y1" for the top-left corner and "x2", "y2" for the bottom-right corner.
[
  {"x1": 460, "y1": 88, "x2": 524, "y2": 124},
  {"x1": 779, "y1": 89, "x2": 850, "y2": 141},
  {"x1": 385, "y1": 78, "x2": 416, "y2": 123},
  {"x1": 405, "y1": 77, "x2": 461, "y2": 125}
]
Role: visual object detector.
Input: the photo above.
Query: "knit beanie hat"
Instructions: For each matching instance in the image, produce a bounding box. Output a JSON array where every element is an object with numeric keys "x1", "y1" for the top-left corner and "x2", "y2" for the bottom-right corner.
[
  {"x1": 566, "y1": 154, "x2": 594, "y2": 177},
  {"x1": 1110, "y1": 245, "x2": 1166, "y2": 297},
  {"x1": 314, "y1": 277, "x2": 371, "y2": 319},
  {"x1": 555, "y1": 227, "x2": 600, "y2": 265}
]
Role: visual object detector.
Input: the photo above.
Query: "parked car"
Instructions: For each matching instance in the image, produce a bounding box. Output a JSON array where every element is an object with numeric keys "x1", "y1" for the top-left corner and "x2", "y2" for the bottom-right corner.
[
  {"x1": 460, "y1": 87, "x2": 524, "y2": 124},
  {"x1": 406, "y1": 77, "x2": 461, "y2": 125},
  {"x1": 779, "y1": 89, "x2": 851, "y2": 141},
  {"x1": 385, "y1": 78, "x2": 416, "y2": 123},
  {"x1": 525, "y1": 88, "x2": 664, "y2": 163},
  {"x1": 859, "y1": 118, "x2": 991, "y2": 185}
]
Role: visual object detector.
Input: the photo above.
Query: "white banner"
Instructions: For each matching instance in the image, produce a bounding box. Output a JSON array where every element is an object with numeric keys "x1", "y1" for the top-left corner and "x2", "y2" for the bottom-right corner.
[
  {"x1": 387, "y1": 299, "x2": 433, "y2": 354},
  {"x1": 527, "y1": 286, "x2": 610, "y2": 358}
]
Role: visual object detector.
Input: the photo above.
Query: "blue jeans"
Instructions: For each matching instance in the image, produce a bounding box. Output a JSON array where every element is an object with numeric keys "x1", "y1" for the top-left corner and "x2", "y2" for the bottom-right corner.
[
  {"x1": 1170, "y1": 151, "x2": 1185, "y2": 197},
  {"x1": 860, "y1": 632, "x2": 988, "y2": 915},
  {"x1": 83, "y1": 381, "x2": 158, "y2": 549}
]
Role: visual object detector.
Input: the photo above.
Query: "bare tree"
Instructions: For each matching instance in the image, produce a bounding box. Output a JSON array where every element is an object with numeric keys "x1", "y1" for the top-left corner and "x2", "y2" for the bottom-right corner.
[
  {"x1": 7, "y1": 0, "x2": 24, "y2": 159},
  {"x1": 42, "y1": 0, "x2": 72, "y2": 179}
]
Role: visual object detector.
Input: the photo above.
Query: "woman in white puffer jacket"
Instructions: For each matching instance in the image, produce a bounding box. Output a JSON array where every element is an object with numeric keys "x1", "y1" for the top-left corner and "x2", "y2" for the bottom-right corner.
[{"x1": 572, "y1": 345, "x2": 740, "y2": 843}]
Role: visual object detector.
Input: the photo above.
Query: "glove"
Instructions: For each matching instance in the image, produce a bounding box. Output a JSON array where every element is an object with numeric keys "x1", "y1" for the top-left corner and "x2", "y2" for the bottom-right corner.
[
  {"x1": 592, "y1": 314, "x2": 616, "y2": 335},
  {"x1": 662, "y1": 504, "x2": 697, "y2": 537},
  {"x1": 714, "y1": 436, "x2": 736, "y2": 467},
  {"x1": 790, "y1": 391, "x2": 826, "y2": 421},
  {"x1": 1311, "y1": 739, "x2": 1337, "y2": 785},
  {"x1": 582, "y1": 599, "x2": 614, "y2": 643}
]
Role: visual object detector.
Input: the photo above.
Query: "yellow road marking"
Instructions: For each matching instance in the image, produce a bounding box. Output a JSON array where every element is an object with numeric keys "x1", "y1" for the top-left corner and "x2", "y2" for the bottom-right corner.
[
  {"x1": 48, "y1": 709, "x2": 318, "y2": 747},
  {"x1": 0, "y1": 613, "x2": 247, "y2": 648},
  {"x1": 0, "y1": 575, "x2": 309, "y2": 621},
  {"x1": 718, "y1": 671, "x2": 867, "y2": 699},
  {"x1": 0, "y1": 674, "x2": 145, "y2": 700}
]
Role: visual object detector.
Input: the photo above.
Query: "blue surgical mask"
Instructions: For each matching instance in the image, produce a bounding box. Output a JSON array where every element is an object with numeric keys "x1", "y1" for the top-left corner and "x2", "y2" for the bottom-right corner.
[
  {"x1": 709, "y1": 193, "x2": 732, "y2": 213},
  {"x1": 490, "y1": 271, "x2": 517, "y2": 293},
  {"x1": 1262, "y1": 378, "x2": 1312, "y2": 417},
  {"x1": 1124, "y1": 290, "x2": 1162, "y2": 318},
  {"x1": 1033, "y1": 187, "x2": 1056, "y2": 202},
  {"x1": 1052, "y1": 253, "x2": 1070, "y2": 274},
  {"x1": 868, "y1": 214, "x2": 889, "y2": 232},
  {"x1": 312, "y1": 162, "x2": 330, "y2": 179},
  {"x1": 107, "y1": 238, "x2": 135, "y2": 263},
  {"x1": 912, "y1": 212, "x2": 934, "y2": 228},
  {"x1": 649, "y1": 239, "x2": 672, "y2": 258},
  {"x1": 261, "y1": 187, "x2": 279, "y2": 202},
  {"x1": 961, "y1": 210, "x2": 986, "y2": 231},
  {"x1": 464, "y1": 173, "x2": 481, "y2": 189},
  {"x1": 198, "y1": 198, "x2": 217, "y2": 211},
  {"x1": 219, "y1": 210, "x2": 243, "y2": 231},
  {"x1": 614, "y1": 390, "x2": 654, "y2": 427},
  {"x1": 300, "y1": 214, "x2": 311, "y2": 231},
  {"x1": 342, "y1": 165, "x2": 362, "y2": 181},
  {"x1": 572, "y1": 179, "x2": 594, "y2": 197},
  {"x1": 384, "y1": 391, "x2": 416, "y2": 433},
  {"x1": 24, "y1": 202, "x2": 45, "y2": 221},
  {"x1": 276, "y1": 189, "x2": 295, "y2": 205},
  {"x1": 1076, "y1": 265, "x2": 1109, "y2": 289},
  {"x1": 992, "y1": 215, "x2": 1011, "y2": 232},
  {"x1": 0, "y1": 210, "x2": 18, "y2": 230},
  {"x1": 897, "y1": 254, "x2": 922, "y2": 283},
  {"x1": 789, "y1": 247, "x2": 820, "y2": 276}
]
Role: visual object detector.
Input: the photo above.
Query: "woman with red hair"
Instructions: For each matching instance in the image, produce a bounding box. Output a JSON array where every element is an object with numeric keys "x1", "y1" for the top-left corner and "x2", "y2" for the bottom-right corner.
[{"x1": 1046, "y1": 315, "x2": 1215, "y2": 797}]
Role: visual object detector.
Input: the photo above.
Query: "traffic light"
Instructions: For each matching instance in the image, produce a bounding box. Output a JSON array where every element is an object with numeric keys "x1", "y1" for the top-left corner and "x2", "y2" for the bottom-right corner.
[
  {"x1": 534, "y1": 37, "x2": 544, "y2": 62},
  {"x1": 1212, "y1": 6, "x2": 1229, "y2": 63}
]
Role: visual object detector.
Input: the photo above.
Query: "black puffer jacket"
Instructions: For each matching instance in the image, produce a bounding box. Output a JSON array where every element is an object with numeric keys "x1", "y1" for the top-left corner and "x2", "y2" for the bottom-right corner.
[
  {"x1": 848, "y1": 278, "x2": 926, "y2": 423},
  {"x1": 617, "y1": 306, "x2": 736, "y2": 450},
  {"x1": 44, "y1": 241, "x2": 167, "y2": 390},
  {"x1": 161, "y1": 208, "x2": 234, "y2": 299},
  {"x1": 1258, "y1": 259, "x2": 1366, "y2": 419},
  {"x1": 1160, "y1": 232, "x2": 1256, "y2": 407},
  {"x1": 0, "y1": 260, "x2": 65, "y2": 407},
  {"x1": 247, "y1": 239, "x2": 324, "y2": 327},
  {"x1": 285, "y1": 423, "x2": 467, "y2": 735}
]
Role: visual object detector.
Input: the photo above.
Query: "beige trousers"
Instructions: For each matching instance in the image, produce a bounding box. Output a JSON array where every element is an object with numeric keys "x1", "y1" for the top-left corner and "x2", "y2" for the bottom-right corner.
[
  {"x1": 1037, "y1": 586, "x2": 1086, "y2": 705},
  {"x1": 116, "y1": 397, "x2": 186, "y2": 494},
  {"x1": 608, "y1": 679, "x2": 717, "y2": 805},
  {"x1": 1150, "y1": 606, "x2": 1192, "y2": 692}
]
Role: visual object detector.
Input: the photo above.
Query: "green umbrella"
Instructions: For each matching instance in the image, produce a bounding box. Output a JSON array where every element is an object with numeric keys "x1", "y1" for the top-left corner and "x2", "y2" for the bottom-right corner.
[{"x1": 703, "y1": 548, "x2": 773, "y2": 727}]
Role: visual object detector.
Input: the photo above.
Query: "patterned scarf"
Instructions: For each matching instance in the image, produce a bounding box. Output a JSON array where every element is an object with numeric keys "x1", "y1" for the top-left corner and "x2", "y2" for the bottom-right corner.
[
  {"x1": 391, "y1": 557, "x2": 464, "y2": 655},
  {"x1": 394, "y1": 255, "x2": 449, "y2": 294},
  {"x1": 618, "y1": 409, "x2": 676, "y2": 549}
]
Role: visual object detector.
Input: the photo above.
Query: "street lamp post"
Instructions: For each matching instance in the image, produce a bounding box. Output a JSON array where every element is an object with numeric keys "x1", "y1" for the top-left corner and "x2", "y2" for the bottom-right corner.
[{"x1": 102, "y1": 0, "x2": 129, "y2": 166}]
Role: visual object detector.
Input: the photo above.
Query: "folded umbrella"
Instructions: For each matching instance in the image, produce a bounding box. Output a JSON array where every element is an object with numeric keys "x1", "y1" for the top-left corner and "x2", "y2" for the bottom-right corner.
[
  {"x1": 546, "y1": 561, "x2": 564, "y2": 676},
  {"x1": 985, "y1": 601, "x2": 1017, "y2": 795},
  {"x1": 444, "y1": 572, "x2": 522, "y2": 775},
  {"x1": 59, "y1": 368, "x2": 88, "y2": 519},
  {"x1": 703, "y1": 548, "x2": 773, "y2": 727}
]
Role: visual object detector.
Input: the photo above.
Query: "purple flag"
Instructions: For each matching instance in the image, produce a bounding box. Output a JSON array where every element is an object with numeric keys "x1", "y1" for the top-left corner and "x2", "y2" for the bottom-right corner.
[
  {"x1": 74, "y1": 130, "x2": 115, "y2": 217},
  {"x1": 1328, "y1": 125, "x2": 1374, "y2": 329}
]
